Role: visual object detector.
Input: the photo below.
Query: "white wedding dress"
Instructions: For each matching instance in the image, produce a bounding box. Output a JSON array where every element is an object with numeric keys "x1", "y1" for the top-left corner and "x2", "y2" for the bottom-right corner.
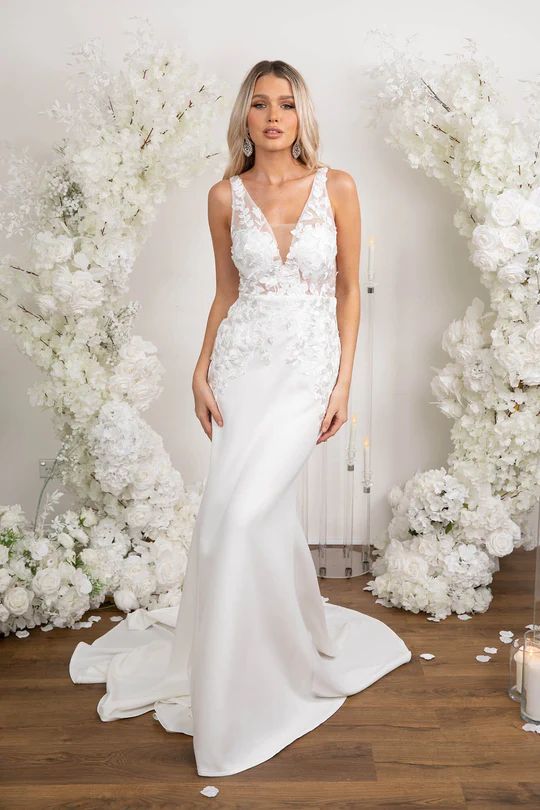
[{"x1": 69, "y1": 165, "x2": 412, "y2": 777}]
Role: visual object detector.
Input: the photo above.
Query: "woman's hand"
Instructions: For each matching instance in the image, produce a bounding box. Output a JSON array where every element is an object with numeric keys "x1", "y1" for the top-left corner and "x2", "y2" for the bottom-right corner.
[
  {"x1": 193, "y1": 370, "x2": 223, "y2": 440},
  {"x1": 316, "y1": 380, "x2": 349, "y2": 444}
]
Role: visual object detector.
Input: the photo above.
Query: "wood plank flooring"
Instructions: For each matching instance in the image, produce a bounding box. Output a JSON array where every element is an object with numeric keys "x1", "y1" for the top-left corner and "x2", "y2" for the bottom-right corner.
[{"x1": 1, "y1": 546, "x2": 539, "y2": 809}]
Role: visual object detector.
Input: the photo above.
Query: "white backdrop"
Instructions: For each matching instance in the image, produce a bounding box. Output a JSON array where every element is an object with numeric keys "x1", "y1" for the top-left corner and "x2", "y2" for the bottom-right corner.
[{"x1": 0, "y1": 0, "x2": 535, "y2": 541}]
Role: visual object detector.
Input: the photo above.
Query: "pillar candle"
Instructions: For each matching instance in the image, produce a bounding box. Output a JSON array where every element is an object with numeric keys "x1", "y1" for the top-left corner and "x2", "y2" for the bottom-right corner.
[{"x1": 523, "y1": 646, "x2": 540, "y2": 721}]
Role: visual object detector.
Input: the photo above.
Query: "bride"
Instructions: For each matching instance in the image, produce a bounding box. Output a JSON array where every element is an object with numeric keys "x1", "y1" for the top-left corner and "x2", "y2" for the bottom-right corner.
[{"x1": 69, "y1": 59, "x2": 412, "y2": 778}]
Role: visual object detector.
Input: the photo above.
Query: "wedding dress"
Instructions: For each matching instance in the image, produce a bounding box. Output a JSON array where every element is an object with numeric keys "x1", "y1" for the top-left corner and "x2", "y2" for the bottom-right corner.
[{"x1": 69, "y1": 165, "x2": 412, "y2": 777}]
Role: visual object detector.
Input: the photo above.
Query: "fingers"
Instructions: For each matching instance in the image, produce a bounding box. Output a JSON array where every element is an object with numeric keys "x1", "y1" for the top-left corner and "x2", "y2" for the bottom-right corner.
[
  {"x1": 201, "y1": 412, "x2": 212, "y2": 440},
  {"x1": 316, "y1": 412, "x2": 347, "y2": 444},
  {"x1": 211, "y1": 404, "x2": 223, "y2": 428},
  {"x1": 196, "y1": 400, "x2": 223, "y2": 441}
]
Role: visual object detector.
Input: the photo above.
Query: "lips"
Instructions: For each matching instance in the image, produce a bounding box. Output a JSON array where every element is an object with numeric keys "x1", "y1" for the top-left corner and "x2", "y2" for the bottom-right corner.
[{"x1": 264, "y1": 128, "x2": 283, "y2": 134}]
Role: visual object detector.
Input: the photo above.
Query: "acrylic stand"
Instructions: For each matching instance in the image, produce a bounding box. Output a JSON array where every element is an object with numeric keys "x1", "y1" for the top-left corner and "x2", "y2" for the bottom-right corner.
[{"x1": 298, "y1": 271, "x2": 376, "y2": 578}]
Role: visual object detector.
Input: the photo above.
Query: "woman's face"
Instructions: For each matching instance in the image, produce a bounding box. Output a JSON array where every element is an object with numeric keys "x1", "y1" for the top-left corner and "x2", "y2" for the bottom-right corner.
[{"x1": 246, "y1": 74, "x2": 298, "y2": 154}]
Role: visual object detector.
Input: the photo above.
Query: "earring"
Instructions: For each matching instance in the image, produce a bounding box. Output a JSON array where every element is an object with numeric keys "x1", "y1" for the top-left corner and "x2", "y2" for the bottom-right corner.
[
  {"x1": 292, "y1": 140, "x2": 301, "y2": 159},
  {"x1": 243, "y1": 136, "x2": 253, "y2": 157}
]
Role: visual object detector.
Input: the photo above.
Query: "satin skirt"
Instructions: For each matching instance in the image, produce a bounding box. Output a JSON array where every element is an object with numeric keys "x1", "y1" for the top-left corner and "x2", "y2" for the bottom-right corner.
[{"x1": 69, "y1": 295, "x2": 412, "y2": 777}]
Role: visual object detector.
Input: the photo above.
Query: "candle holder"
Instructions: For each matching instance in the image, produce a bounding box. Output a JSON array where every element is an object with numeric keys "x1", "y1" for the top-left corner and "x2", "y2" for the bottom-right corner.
[
  {"x1": 518, "y1": 499, "x2": 540, "y2": 720},
  {"x1": 298, "y1": 244, "x2": 376, "y2": 578},
  {"x1": 520, "y1": 628, "x2": 540, "y2": 723},
  {"x1": 508, "y1": 636, "x2": 524, "y2": 702}
]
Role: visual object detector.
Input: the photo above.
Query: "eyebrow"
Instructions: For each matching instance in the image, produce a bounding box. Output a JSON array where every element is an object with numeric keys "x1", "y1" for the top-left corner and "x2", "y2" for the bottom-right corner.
[{"x1": 252, "y1": 94, "x2": 294, "y2": 100}]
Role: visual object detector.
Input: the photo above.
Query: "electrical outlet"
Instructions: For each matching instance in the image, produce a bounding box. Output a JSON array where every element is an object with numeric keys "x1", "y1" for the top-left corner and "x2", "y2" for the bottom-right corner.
[{"x1": 39, "y1": 458, "x2": 57, "y2": 480}]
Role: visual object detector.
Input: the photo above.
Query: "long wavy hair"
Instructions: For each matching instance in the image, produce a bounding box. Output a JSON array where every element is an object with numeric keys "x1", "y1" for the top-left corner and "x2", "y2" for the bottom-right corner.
[{"x1": 223, "y1": 60, "x2": 326, "y2": 180}]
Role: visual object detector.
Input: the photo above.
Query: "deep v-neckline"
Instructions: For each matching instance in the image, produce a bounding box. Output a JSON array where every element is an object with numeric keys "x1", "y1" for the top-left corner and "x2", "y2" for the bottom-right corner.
[{"x1": 236, "y1": 168, "x2": 322, "y2": 267}]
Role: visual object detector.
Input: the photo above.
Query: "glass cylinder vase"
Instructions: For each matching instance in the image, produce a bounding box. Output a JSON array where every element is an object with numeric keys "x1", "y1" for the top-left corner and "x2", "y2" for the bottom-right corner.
[
  {"x1": 520, "y1": 628, "x2": 540, "y2": 723},
  {"x1": 508, "y1": 636, "x2": 524, "y2": 702}
]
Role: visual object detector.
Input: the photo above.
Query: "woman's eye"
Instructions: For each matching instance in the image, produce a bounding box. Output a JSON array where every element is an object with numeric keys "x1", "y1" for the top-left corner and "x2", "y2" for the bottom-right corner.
[{"x1": 252, "y1": 103, "x2": 295, "y2": 110}]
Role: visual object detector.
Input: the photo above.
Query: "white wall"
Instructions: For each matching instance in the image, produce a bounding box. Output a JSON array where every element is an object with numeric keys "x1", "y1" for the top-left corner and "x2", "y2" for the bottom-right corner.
[{"x1": 0, "y1": 0, "x2": 536, "y2": 540}]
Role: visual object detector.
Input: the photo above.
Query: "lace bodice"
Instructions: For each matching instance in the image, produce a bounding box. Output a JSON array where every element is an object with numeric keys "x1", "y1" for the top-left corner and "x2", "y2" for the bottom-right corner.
[
  {"x1": 208, "y1": 165, "x2": 342, "y2": 421},
  {"x1": 229, "y1": 166, "x2": 337, "y2": 297}
]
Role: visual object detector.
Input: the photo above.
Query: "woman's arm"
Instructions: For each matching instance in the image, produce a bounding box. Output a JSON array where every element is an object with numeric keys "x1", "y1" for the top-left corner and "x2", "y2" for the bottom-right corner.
[
  {"x1": 317, "y1": 169, "x2": 361, "y2": 444},
  {"x1": 192, "y1": 178, "x2": 239, "y2": 439}
]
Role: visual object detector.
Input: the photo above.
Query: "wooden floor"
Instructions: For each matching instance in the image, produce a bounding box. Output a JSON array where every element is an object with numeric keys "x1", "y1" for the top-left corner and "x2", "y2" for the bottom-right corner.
[{"x1": 1, "y1": 546, "x2": 539, "y2": 809}]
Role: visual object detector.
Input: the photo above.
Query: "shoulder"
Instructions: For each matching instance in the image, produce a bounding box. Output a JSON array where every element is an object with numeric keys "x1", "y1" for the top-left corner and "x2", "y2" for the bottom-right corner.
[
  {"x1": 325, "y1": 167, "x2": 358, "y2": 195},
  {"x1": 207, "y1": 177, "x2": 234, "y2": 232},
  {"x1": 208, "y1": 177, "x2": 234, "y2": 218},
  {"x1": 324, "y1": 168, "x2": 360, "y2": 217},
  {"x1": 208, "y1": 177, "x2": 233, "y2": 207}
]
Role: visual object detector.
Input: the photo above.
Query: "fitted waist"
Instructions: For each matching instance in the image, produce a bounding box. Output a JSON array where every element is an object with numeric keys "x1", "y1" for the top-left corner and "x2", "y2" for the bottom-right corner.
[{"x1": 237, "y1": 292, "x2": 336, "y2": 306}]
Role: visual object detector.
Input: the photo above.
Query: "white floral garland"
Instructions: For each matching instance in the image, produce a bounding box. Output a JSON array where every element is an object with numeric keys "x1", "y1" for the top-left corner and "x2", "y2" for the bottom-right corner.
[
  {"x1": 0, "y1": 21, "x2": 228, "y2": 636},
  {"x1": 363, "y1": 33, "x2": 540, "y2": 619}
]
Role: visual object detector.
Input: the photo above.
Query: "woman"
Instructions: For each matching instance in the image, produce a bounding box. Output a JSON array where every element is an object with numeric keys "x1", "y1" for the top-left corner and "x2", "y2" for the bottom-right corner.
[{"x1": 70, "y1": 60, "x2": 412, "y2": 778}]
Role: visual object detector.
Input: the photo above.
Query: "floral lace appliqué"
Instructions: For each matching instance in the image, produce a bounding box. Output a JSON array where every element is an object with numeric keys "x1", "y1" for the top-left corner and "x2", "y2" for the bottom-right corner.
[
  {"x1": 207, "y1": 166, "x2": 341, "y2": 421},
  {"x1": 230, "y1": 166, "x2": 338, "y2": 298},
  {"x1": 207, "y1": 296, "x2": 341, "y2": 422}
]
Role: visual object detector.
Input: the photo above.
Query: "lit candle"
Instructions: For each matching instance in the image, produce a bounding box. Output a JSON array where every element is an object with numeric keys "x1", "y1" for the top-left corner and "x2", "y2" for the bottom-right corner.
[
  {"x1": 347, "y1": 414, "x2": 357, "y2": 463},
  {"x1": 363, "y1": 436, "x2": 370, "y2": 478},
  {"x1": 367, "y1": 236, "x2": 375, "y2": 284},
  {"x1": 522, "y1": 644, "x2": 540, "y2": 721}
]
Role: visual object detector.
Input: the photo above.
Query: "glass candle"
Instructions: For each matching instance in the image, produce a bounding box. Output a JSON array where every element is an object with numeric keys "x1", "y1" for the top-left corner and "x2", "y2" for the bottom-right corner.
[
  {"x1": 520, "y1": 629, "x2": 540, "y2": 723},
  {"x1": 508, "y1": 637, "x2": 524, "y2": 701}
]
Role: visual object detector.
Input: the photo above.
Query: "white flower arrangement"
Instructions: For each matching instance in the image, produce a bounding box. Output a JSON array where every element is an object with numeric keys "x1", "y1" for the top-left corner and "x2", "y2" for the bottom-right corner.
[
  {"x1": 0, "y1": 20, "x2": 229, "y2": 635},
  {"x1": 363, "y1": 33, "x2": 540, "y2": 619}
]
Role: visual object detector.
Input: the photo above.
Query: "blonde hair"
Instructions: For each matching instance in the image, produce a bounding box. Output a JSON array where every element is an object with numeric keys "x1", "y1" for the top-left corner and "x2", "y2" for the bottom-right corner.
[{"x1": 223, "y1": 60, "x2": 326, "y2": 179}]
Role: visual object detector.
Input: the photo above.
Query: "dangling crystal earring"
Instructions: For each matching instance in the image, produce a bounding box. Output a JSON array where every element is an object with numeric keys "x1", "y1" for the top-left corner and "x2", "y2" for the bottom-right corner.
[
  {"x1": 292, "y1": 140, "x2": 301, "y2": 159},
  {"x1": 243, "y1": 136, "x2": 253, "y2": 157}
]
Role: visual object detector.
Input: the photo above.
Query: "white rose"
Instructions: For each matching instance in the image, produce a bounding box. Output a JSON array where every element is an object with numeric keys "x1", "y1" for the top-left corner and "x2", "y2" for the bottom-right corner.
[
  {"x1": 471, "y1": 249, "x2": 499, "y2": 272},
  {"x1": 114, "y1": 588, "x2": 139, "y2": 611},
  {"x1": 125, "y1": 502, "x2": 153, "y2": 530},
  {"x1": 498, "y1": 261, "x2": 527, "y2": 284},
  {"x1": 490, "y1": 190, "x2": 525, "y2": 227},
  {"x1": 0, "y1": 546, "x2": 8, "y2": 565},
  {"x1": 519, "y1": 201, "x2": 540, "y2": 232},
  {"x1": 155, "y1": 553, "x2": 182, "y2": 589},
  {"x1": 471, "y1": 224, "x2": 499, "y2": 251},
  {"x1": 485, "y1": 528, "x2": 514, "y2": 557},
  {"x1": 33, "y1": 567, "x2": 62, "y2": 597},
  {"x1": 526, "y1": 322, "x2": 540, "y2": 350},
  {"x1": 402, "y1": 554, "x2": 429, "y2": 580},
  {"x1": 0, "y1": 604, "x2": 9, "y2": 622},
  {"x1": 30, "y1": 538, "x2": 50, "y2": 560},
  {"x1": 51, "y1": 268, "x2": 104, "y2": 314},
  {"x1": 499, "y1": 226, "x2": 529, "y2": 253},
  {"x1": 56, "y1": 587, "x2": 87, "y2": 619},
  {"x1": 4, "y1": 586, "x2": 32, "y2": 616},
  {"x1": 9, "y1": 558, "x2": 31, "y2": 580},
  {"x1": 72, "y1": 568, "x2": 92, "y2": 596}
]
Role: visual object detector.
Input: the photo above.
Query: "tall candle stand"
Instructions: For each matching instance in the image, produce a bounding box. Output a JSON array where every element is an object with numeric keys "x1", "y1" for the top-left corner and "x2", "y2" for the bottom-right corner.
[
  {"x1": 317, "y1": 441, "x2": 329, "y2": 575},
  {"x1": 299, "y1": 236, "x2": 377, "y2": 578},
  {"x1": 520, "y1": 499, "x2": 540, "y2": 723},
  {"x1": 362, "y1": 237, "x2": 376, "y2": 574}
]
